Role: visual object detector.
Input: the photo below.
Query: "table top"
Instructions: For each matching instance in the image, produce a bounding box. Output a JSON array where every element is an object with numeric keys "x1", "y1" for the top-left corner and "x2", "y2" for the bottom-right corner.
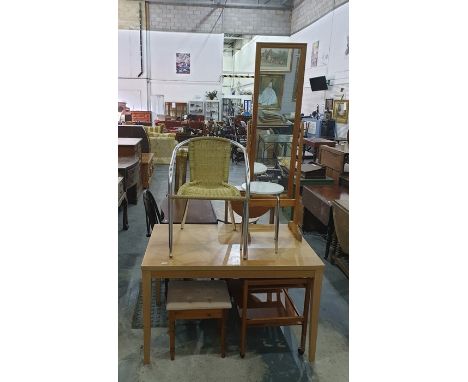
[
  {"x1": 303, "y1": 185, "x2": 349, "y2": 206},
  {"x1": 141, "y1": 224, "x2": 324, "y2": 272},
  {"x1": 303, "y1": 137, "x2": 336, "y2": 147},
  {"x1": 118, "y1": 156, "x2": 139, "y2": 169},
  {"x1": 259, "y1": 134, "x2": 293, "y2": 144},
  {"x1": 160, "y1": 198, "x2": 218, "y2": 224},
  {"x1": 241, "y1": 181, "x2": 284, "y2": 195},
  {"x1": 141, "y1": 152, "x2": 154, "y2": 163},
  {"x1": 118, "y1": 137, "x2": 142, "y2": 146},
  {"x1": 321, "y1": 143, "x2": 349, "y2": 155},
  {"x1": 253, "y1": 162, "x2": 268, "y2": 175}
]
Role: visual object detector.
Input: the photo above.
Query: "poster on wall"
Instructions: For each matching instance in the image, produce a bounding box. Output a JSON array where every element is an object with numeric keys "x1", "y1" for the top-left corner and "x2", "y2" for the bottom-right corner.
[
  {"x1": 176, "y1": 53, "x2": 190, "y2": 74},
  {"x1": 311, "y1": 41, "x2": 319, "y2": 67},
  {"x1": 260, "y1": 48, "x2": 292, "y2": 72}
]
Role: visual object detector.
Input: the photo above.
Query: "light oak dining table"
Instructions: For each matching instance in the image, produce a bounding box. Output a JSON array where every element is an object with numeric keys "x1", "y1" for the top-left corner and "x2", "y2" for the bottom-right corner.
[{"x1": 141, "y1": 223, "x2": 324, "y2": 364}]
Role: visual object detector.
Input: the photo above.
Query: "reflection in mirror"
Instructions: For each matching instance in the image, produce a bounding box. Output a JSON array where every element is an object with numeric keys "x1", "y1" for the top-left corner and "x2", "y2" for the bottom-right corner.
[{"x1": 254, "y1": 47, "x2": 302, "y2": 195}]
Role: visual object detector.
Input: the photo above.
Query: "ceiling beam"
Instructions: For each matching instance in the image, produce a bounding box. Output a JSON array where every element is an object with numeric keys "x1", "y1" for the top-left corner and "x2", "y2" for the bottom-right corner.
[{"x1": 140, "y1": 1, "x2": 292, "y2": 11}]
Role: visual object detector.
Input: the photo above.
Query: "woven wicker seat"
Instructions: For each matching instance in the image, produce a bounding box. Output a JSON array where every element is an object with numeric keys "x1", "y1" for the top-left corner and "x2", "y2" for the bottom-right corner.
[{"x1": 178, "y1": 181, "x2": 240, "y2": 198}]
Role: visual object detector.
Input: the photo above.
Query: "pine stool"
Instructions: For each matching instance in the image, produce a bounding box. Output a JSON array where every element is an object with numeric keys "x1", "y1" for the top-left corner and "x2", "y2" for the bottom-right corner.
[{"x1": 166, "y1": 280, "x2": 232, "y2": 360}]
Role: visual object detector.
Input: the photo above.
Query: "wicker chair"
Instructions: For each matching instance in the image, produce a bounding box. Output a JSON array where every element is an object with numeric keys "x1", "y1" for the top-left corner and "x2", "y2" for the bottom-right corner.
[{"x1": 168, "y1": 137, "x2": 251, "y2": 258}]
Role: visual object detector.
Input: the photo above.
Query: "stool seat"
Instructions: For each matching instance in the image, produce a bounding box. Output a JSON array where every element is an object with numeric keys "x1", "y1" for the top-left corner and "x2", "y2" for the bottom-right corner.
[
  {"x1": 241, "y1": 181, "x2": 284, "y2": 195},
  {"x1": 167, "y1": 280, "x2": 232, "y2": 311}
]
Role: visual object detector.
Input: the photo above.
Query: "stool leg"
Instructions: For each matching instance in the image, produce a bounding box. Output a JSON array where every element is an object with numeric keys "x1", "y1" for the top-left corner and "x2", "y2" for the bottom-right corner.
[
  {"x1": 275, "y1": 194, "x2": 280, "y2": 253},
  {"x1": 221, "y1": 310, "x2": 226, "y2": 358},
  {"x1": 169, "y1": 312, "x2": 175, "y2": 360},
  {"x1": 181, "y1": 200, "x2": 189, "y2": 230}
]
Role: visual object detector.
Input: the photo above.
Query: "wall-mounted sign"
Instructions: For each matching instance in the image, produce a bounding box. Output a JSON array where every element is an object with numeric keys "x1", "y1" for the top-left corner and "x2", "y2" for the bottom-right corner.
[{"x1": 130, "y1": 111, "x2": 152, "y2": 124}]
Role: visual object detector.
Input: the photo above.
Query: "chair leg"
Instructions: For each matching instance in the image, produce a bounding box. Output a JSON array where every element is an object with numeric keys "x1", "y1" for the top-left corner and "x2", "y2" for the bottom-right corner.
[
  {"x1": 169, "y1": 312, "x2": 175, "y2": 360},
  {"x1": 181, "y1": 200, "x2": 189, "y2": 230},
  {"x1": 221, "y1": 310, "x2": 227, "y2": 358},
  {"x1": 229, "y1": 202, "x2": 236, "y2": 231},
  {"x1": 169, "y1": 196, "x2": 173, "y2": 258},
  {"x1": 275, "y1": 194, "x2": 280, "y2": 254}
]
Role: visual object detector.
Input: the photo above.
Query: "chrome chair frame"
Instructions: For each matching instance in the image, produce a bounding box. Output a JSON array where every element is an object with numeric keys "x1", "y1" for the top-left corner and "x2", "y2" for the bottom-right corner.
[{"x1": 168, "y1": 137, "x2": 251, "y2": 259}]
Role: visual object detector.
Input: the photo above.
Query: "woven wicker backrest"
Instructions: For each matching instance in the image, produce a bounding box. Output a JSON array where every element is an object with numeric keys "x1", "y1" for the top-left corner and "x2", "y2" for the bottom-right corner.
[{"x1": 188, "y1": 137, "x2": 231, "y2": 183}]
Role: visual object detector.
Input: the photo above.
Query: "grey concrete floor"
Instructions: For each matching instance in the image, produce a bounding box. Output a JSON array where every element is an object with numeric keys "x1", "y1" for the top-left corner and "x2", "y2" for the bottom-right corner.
[{"x1": 118, "y1": 163, "x2": 348, "y2": 382}]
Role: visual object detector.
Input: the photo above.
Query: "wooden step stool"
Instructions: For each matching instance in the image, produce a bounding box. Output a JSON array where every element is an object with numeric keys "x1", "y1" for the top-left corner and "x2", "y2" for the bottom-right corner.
[{"x1": 166, "y1": 280, "x2": 232, "y2": 360}]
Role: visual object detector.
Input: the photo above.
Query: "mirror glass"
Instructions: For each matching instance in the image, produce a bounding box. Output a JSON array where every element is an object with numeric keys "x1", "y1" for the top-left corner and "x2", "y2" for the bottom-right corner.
[{"x1": 254, "y1": 47, "x2": 302, "y2": 194}]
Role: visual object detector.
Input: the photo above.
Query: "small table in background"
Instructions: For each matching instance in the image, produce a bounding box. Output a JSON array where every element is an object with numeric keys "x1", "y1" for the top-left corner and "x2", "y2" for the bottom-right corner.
[
  {"x1": 303, "y1": 137, "x2": 336, "y2": 161},
  {"x1": 301, "y1": 185, "x2": 348, "y2": 259}
]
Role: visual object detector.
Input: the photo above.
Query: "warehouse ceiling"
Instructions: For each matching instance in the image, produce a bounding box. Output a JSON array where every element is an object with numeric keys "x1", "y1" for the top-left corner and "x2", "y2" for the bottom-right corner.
[{"x1": 142, "y1": 0, "x2": 293, "y2": 10}]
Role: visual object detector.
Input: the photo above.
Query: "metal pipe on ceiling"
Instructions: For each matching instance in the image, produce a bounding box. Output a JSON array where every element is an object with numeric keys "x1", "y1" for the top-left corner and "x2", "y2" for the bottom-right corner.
[{"x1": 140, "y1": 0, "x2": 292, "y2": 11}]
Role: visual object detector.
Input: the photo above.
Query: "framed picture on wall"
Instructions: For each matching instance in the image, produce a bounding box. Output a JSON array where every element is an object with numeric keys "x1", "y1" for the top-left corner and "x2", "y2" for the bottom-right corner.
[
  {"x1": 311, "y1": 41, "x2": 319, "y2": 67},
  {"x1": 176, "y1": 53, "x2": 190, "y2": 74},
  {"x1": 333, "y1": 100, "x2": 349, "y2": 124},
  {"x1": 258, "y1": 74, "x2": 284, "y2": 110},
  {"x1": 325, "y1": 98, "x2": 334, "y2": 112},
  {"x1": 260, "y1": 48, "x2": 292, "y2": 72}
]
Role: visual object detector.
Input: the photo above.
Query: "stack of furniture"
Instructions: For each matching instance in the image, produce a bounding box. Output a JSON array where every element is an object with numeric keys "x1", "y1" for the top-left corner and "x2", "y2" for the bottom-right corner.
[{"x1": 118, "y1": 124, "x2": 154, "y2": 189}]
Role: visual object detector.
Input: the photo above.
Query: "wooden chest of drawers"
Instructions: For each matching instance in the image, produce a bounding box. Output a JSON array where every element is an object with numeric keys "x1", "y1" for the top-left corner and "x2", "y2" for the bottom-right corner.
[{"x1": 118, "y1": 138, "x2": 142, "y2": 161}]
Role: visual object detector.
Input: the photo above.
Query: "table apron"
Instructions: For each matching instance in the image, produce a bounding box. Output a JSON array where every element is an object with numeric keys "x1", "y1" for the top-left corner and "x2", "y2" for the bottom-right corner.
[{"x1": 146, "y1": 269, "x2": 318, "y2": 279}]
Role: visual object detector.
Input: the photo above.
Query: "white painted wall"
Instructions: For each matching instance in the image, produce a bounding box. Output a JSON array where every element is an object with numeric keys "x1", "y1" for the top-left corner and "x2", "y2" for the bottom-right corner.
[
  {"x1": 119, "y1": 30, "x2": 224, "y2": 114},
  {"x1": 290, "y1": 2, "x2": 349, "y2": 137}
]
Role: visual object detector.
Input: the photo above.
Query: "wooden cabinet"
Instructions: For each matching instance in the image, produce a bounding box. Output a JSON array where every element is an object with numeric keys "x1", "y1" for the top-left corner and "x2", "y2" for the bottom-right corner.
[
  {"x1": 140, "y1": 152, "x2": 154, "y2": 189},
  {"x1": 165, "y1": 102, "x2": 188, "y2": 120},
  {"x1": 118, "y1": 138, "x2": 142, "y2": 161},
  {"x1": 319, "y1": 144, "x2": 349, "y2": 184}
]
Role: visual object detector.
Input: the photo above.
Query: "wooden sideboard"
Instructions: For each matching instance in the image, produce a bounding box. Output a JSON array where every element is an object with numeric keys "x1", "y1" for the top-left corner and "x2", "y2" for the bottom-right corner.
[{"x1": 118, "y1": 156, "x2": 140, "y2": 205}]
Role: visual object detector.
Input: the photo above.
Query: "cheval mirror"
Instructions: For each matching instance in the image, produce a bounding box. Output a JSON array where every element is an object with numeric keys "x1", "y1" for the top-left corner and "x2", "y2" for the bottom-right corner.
[{"x1": 232, "y1": 42, "x2": 307, "y2": 241}]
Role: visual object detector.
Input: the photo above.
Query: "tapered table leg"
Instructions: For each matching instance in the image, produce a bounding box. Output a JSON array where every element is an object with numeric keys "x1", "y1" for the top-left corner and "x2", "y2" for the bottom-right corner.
[
  {"x1": 308, "y1": 270, "x2": 323, "y2": 362},
  {"x1": 142, "y1": 270, "x2": 152, "y2": 364}
]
